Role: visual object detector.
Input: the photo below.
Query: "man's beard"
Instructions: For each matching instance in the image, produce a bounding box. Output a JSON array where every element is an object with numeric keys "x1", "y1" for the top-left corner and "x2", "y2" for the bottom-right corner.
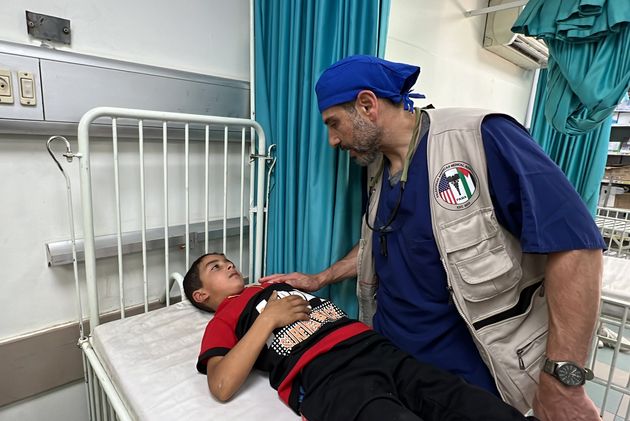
[{"x1": 349, "y1": 113, "x2": 382, "y2": 167}]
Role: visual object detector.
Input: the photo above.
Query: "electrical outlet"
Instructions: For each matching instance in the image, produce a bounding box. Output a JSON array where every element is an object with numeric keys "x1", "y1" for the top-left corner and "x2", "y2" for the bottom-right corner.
[
  {"x1": 0, "y1": 77, "x2": 10, "y2": 96},
  {"x1": 0, "y1": 70, "x2": 14, "y2": 103}
]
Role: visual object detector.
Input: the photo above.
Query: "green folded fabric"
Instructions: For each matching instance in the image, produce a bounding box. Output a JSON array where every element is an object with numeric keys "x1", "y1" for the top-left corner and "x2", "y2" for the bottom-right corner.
[{"x1": 513, "y1": 0, "x2": 630, "y2": 134}]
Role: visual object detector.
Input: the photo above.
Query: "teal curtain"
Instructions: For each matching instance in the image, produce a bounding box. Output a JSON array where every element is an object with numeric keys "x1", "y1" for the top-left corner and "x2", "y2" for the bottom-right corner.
[
  {"x1": 255, "y1": 0, "x2": 391, "y2": 316},
  {"x1": 513, "y1": 0, "x2": 630, "y2": 135},
  {"x1": 530, "y1": 68, "x2": 612, "y2": 214}
]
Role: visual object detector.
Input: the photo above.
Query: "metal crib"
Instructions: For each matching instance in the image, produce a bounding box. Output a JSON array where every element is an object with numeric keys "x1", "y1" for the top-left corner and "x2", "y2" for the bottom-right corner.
[{"x1": 48, "y1": 107, "x2": 273, "y2": 421}]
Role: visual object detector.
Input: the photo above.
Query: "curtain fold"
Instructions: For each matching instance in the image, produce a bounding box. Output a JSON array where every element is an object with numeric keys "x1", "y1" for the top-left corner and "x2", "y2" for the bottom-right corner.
[
  {"x1": 530, "y1": 68, "x2": 612, "y2": 214},
  {"x1": 513, "y1": 0, "x2": 630, "y2": 135},
  {"x1": 255, "y1": 0, "x2": 390, "y2": 316}
]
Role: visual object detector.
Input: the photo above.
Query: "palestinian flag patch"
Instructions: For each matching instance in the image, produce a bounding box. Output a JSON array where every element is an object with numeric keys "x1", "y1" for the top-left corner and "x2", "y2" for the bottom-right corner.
[{"x1": 433, "y1": 161, "x2": 479, "y2": 210}]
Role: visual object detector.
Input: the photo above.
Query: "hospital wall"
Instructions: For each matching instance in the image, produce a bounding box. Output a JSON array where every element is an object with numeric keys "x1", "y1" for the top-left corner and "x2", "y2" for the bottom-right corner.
[
  {"x1": 0, "y1": 0, "x2": 249, "y2": 419},
  {"x1": 387, "y1": 0, "x2": 535, "y2": 122},
  {"x1": 0, "y1": 1, "x2": 537, "y2": 419}
]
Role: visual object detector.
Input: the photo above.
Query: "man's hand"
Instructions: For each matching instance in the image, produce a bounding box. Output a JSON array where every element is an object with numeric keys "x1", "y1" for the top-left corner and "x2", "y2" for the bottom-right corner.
[
  {"x1": 533, "y1": 375, "x2": 600, "y2": 421},
  {"x1": 259, "y1": 272, "x2": 324, "y2": 292},
  {"x1": 258, "y1": 291, "x2": 311, "y2": 328}
]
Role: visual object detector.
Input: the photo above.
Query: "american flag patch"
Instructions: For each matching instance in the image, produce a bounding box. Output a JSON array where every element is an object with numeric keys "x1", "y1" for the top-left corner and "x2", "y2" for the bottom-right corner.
[{"x1": 434, "y1": 162, "x2": 478, "y2": 210}]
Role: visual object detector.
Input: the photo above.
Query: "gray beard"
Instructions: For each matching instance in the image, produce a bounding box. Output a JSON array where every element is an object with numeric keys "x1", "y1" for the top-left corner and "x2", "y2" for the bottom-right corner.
[{"x1": 350, "y1": 114, "x2": 382, "y2": 167}]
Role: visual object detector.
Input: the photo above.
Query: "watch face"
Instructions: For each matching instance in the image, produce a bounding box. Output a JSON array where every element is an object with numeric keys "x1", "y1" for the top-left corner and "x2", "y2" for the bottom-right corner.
[{"x1": 556, "y1": 363, "x2": 585, "y2": 386}]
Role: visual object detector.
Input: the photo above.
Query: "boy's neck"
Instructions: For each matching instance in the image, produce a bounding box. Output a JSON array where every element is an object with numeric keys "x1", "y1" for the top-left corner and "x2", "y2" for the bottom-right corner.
[{"x1": 214, "y1": 283, "x2": 261, "y2": 310}]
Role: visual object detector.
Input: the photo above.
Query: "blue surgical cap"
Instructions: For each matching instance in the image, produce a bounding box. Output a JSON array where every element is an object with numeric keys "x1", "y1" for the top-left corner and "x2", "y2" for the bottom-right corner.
[{"x1": 315, "y1": 55, "x2": 425, "y2": 113}]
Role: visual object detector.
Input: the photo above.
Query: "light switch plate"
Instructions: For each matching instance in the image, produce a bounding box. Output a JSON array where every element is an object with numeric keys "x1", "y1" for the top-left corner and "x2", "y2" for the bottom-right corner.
[
  {"x1": 0, "y1": 70, "x2": 14, "y2": 104},
  {"x1": 18, "y1": 72, "x2": 36, "y2": 106}
]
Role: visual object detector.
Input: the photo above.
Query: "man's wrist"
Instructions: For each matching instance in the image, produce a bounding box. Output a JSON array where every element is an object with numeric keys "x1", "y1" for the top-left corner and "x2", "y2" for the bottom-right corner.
[
  {"x1": 316, "y1": 269, "x2": 332, "y2": 288},
  {"x1": 539, "y1": 367, "x2": 587, "y2": 392}
]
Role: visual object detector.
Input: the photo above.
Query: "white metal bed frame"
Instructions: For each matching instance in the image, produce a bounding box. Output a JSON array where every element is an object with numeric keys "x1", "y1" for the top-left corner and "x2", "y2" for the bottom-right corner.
[
  {"x1": 596, "y1": 206, "x2": 630, "y2": 257},
  {"x1": 50, "y1": 107, "x2": 270, "y2": 421},
  {"x1": 590, "y1": 206, "x2": 630, "y2": 420}
]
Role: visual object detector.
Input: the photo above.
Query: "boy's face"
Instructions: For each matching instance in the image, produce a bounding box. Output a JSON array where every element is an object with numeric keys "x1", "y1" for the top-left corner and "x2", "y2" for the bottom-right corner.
[{"x1": 195, "y1": 254, "x2": 245, "y2": 309}]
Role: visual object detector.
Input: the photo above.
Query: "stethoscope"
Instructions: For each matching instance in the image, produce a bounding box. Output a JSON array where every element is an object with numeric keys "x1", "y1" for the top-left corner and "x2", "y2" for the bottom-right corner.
[{"x1": 364, "y1": 109, "x2": 423, "y2": 255}]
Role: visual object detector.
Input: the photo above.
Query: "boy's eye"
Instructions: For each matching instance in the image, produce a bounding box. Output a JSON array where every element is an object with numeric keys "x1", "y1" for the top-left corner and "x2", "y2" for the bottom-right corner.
[{"x1": 211, "y1": 264, "x2": 219, "y2": 271}]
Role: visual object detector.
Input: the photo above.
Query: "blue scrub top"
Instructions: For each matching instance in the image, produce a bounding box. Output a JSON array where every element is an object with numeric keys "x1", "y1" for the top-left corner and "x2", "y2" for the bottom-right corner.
[{"x1": 371, "y1": 114, "x2": 605, "y2": 394}]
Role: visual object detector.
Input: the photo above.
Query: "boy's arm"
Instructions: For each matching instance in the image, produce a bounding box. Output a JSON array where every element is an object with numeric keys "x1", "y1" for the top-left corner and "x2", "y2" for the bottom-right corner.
[{"x1": 206, "y1": 292, "x2": 310, "y2": 402}]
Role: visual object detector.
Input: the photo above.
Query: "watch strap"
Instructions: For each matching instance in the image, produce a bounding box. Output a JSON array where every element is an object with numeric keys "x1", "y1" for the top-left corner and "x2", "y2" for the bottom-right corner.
[{"x1": 543, "y1": 357, "x2": 593, "y2": 385}]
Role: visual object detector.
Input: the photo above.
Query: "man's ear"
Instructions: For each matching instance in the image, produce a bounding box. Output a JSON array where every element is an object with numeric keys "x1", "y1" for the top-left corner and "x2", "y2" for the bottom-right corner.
[
  {"x1": 192, "y1": 289, "x2": 210, "y2": 304},
  {"x1": 355, "y1": 90, "x2": 378, "y2": 120}
]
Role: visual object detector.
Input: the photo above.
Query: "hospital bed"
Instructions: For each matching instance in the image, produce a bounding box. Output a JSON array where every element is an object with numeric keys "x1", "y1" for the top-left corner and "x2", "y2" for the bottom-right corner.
[
  {"x1": 49, "y1": 107, "x2": 299, "y2": 421},
  {"x1": 589, "y1": 206, "x2": 630, "y2": 420}
]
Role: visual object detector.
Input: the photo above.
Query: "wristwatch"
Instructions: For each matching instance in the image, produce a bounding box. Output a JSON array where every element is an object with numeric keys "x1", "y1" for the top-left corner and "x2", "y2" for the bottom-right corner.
[{"x1": 542, "y1": 357, "x2": 594, "y2": 386}]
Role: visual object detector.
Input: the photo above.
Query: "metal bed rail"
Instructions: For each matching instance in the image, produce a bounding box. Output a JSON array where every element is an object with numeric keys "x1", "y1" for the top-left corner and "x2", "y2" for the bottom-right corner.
[
  {"x1": 596, "y1": 206, "x2": 630, "y2": 257},
  {"x1": 588, "y1": 295, "x2": 630, "y2": 420},
  {"x1": 76, "y1": 107, "x2": 268, "y2": 332}
]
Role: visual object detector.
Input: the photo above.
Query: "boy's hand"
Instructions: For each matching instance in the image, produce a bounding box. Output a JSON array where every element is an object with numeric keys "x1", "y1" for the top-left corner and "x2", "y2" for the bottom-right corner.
[{"x1": 259, "y1": 291, "x2": 311, "y2": 329}]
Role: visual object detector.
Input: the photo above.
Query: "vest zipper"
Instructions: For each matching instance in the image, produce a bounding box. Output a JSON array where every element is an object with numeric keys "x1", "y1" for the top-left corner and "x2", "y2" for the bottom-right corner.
[
  {"x1": 516, "y1": 330, "x2": 547, "y2": 370},
  {"x1": 440, "y1": 257, "x2": 505, "y2": 401}
]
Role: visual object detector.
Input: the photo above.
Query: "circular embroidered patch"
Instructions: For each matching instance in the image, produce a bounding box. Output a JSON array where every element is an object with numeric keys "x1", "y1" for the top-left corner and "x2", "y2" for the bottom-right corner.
[{"x1": 433, "y1": 161, "x2": 479, "y2": 210}]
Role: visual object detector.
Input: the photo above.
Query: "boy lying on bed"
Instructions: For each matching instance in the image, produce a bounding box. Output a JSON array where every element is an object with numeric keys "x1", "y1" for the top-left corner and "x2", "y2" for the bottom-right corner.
[{"x1": 184, "y1": 252, "x2": 536, "y2": 421}]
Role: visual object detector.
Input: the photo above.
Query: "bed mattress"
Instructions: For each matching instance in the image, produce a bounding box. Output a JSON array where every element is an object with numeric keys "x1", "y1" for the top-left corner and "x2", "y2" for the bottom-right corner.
[
  {"x1": 92, "y1": 300, "x2": 300, "y2": 421},
  {"x1": 603, "y1": 256, "x2": 630, "y2": 303},
  {"x1": 601, "y1": 256, "x2": 630, "y2": 319}
]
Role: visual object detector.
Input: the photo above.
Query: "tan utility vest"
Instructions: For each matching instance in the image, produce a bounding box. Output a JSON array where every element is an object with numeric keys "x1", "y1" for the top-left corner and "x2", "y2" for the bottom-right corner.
[{"x1": 356, "y1": 108, "x2": 549, "y2": 413}]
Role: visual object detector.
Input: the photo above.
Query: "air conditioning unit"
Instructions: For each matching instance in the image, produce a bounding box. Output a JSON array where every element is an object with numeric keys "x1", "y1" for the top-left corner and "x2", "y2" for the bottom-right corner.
[{"x1": 483, "y1": 0, "x2": 548, "y2": 70}]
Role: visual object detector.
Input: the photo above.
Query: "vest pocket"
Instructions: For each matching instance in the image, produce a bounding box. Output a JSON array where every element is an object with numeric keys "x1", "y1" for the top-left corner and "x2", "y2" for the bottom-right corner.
[
  {"x1": 516, "y1": 328, "x2": 547, "y2": 385},
  {"x1": 455, "y1": 245, "x2": 521, "y2": 302},
  {"x1": 509, "y1": 325, "x2": 547, "y2": 405},
  {"x1": 440, "y1": 208, "x2": 498, "y2": 253},
  {"x1": 477, "y1": 289, "x2": 548, "y2": 412}
]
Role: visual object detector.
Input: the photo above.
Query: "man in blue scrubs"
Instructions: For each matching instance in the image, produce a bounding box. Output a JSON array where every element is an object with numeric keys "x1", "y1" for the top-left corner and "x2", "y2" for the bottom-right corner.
[{"x1": 262, "y1": 56, "x2": 605, "y2": 421}]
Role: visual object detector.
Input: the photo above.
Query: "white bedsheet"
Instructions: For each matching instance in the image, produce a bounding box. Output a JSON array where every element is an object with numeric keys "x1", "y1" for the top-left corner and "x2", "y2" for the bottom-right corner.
[
  {"x1": 92, "y1": 300, "x2": 300, "y2": 421},
  {"x1": 603, "y1": 256, "x2": 630, "y2": 303},
  {"x1": 601, "y1": 256, "x2": 630, "y2": 320}
]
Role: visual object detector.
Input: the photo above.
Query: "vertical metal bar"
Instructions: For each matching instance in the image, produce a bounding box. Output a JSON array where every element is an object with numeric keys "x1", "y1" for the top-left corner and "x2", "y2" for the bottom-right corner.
[
  {"x1": 205, "y1": 125, "x2": 210, "y2": 254},
  {"x1": 249, "y1": 129, "x2": 255, "y2": 282},
  {"x1": 81, "y1": 353, "x2": 92, "y2": 421},
  {"x1": 254, "y1": 128, "x2": 267, "y2": 281},
  {"x1": 601, "y1": 306, "x2": 629, "y2": 413},
  {"x1": 112, "y1": 119, "x2": 125, "y2": 319},
  {"x1": 249, "y1": 0, "x2": 255, "y2": 281},
  {"x1": 163, "y1": 122, "x2": 170, "y2": 306},
  {"x1": 185, "y1": 123, "x2": 190, "y2": 270},
  {"x1": 139, "y1": 120, "x2": 148, "y2": 313},
  {"x1": 100, "y1": 388, "x2": 106, "y2": 421},
  {"x1": 78, "y1": 114, "x2": 100, "y2": 332},
  {"x1": 87, "y1": 361, "x2": 96, "y2": 421},
  {"x1": 223, "y1": 126, "x2": 228, "y2": 253},
  {"x1": 262, "y1": 147, "x2": 275, "y2": 278},
  {"x1": 94, "y1": 374, "x2": 102, "y2": 421},
  {"x1": 240, "y1": 127, "x2": 245, "y2": 270}
]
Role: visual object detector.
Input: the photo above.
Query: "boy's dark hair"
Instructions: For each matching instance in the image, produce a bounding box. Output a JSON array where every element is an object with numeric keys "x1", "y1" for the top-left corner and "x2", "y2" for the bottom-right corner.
[{"x1": 183, "y1": 252, "x2": 224, "y2": 313}]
